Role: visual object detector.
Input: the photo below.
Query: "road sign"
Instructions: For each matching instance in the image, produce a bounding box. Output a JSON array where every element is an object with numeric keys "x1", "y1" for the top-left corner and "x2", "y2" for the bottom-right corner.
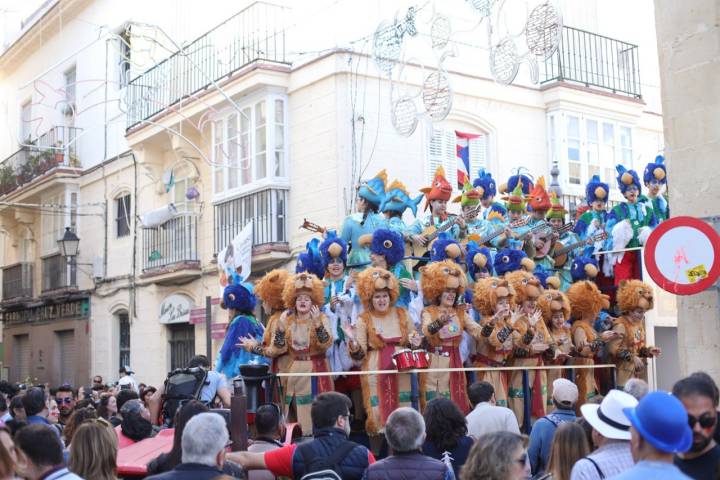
[{"x1": 644, "y1": 216, "x2": 720, "y2": 295}]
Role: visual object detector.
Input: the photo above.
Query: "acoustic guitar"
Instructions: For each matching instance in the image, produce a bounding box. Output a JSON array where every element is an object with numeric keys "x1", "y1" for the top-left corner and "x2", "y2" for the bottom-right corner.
[
  {"x1": 408, "y1": 204, "x2": 483, "y2": 256},
  {"x1": 534, "y1": 222, "x2": 577, "y2": 258},
  {"x1": 552, "y1": 232, "x2": 608, "y2": 267}
]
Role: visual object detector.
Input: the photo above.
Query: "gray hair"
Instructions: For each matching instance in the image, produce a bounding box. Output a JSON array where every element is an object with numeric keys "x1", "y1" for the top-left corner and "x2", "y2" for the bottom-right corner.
[
  {"x1": 385, "y1": 407, "x2": 425, "y2": 453},
  {"x1": 624, "y1": 379, "x2": 649, "y2": 400},
  {"x1": 181, "y1": 412, "x2": 229, "y2": 466}
]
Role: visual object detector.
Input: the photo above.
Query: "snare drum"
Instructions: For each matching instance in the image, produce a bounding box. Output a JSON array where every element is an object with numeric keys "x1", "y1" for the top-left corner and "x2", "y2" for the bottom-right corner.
[
  {"x1": 392, "y1": 349, "x2": 415, "y2": 371},
  {"x1": 412, "y1": 350, "x2": 430, "y2": 369}
]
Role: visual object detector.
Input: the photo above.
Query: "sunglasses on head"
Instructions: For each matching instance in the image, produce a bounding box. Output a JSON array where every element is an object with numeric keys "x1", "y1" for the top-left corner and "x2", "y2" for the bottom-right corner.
[{"x1": 688, "y1": 413, "x2": 716, "y2": 429}]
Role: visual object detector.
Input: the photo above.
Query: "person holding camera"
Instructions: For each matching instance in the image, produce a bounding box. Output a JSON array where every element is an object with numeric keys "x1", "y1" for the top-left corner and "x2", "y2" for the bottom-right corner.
[{"x1": 118, "y1": 366, "x2": 139, "y2": 393}]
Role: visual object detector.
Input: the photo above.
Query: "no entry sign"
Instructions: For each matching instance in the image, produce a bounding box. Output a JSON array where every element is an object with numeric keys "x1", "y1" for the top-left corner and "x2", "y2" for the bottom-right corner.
[{"x1": 644, "y1": 216, "x2": 720, "y2": 295}]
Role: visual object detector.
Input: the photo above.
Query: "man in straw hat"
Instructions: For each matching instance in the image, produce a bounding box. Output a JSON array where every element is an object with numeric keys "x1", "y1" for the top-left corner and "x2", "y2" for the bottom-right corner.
[{"x1": 570, "y1": 389, "x2": 638, "y2": 480}]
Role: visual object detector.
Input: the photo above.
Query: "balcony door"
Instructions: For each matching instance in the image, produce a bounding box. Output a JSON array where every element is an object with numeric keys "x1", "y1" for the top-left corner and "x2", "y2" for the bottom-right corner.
[
  {"x1": 55, "y1": 330, "x2": 75, "y2": 386},
  {"x1": 11, "y1": 335, "x2": 31, "y2": 383}
]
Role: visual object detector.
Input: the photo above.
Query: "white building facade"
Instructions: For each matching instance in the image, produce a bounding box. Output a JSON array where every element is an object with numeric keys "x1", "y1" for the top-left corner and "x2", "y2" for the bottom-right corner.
[{"x1": 0, "y1": 0, "x2": 678, "y2": 388}]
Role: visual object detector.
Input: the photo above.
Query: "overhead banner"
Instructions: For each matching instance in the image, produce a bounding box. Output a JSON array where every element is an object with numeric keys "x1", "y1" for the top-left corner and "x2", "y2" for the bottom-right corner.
[{"x1": 217, "y1": 220, "x2": 253, "y2": 297}]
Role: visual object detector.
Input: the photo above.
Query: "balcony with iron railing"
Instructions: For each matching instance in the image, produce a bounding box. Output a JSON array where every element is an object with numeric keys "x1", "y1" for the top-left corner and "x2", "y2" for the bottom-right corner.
[
  {"x1": 541, "y1": 26, "x2": 641, "y2": 99},
  {"x1": 214, "y1": 187, "x2": 290, "y2": 266},
  {"x1": 0, "y1": 126, "x2": 82, "y2": 196},
  {"x1": 41, "y1": 253, "x2": 77, "y2": 294},
  {"x1": 2, "y1": 262, "x2": 34, "y2": 302},
  {"x1": 126, "y1": 1, "x2": 289, "y2": 130},
  {"x1": 142, "y1": 215, "x2": 200, "y2": 277}
]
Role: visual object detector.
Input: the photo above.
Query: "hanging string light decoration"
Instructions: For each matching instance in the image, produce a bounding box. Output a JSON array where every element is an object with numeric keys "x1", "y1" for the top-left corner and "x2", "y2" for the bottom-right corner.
[
  {"x1": 422, "y1": 67, "x2": 452, "y2": 121},
  {"x1": 466, "y1": 0, "x2": 498, "y2": 18},
  {"x1": 391, "y1": 96, "x2": 420, "y2": 137},
  {"x1": 524, "y1": 2, "x2": 563, "y2": 58},
  {"x1": 372, "y1": 20, "x2": 404, "y2": 76},
  {"x1": 490, "y1": 37, "x2": 520, "y2": 85}
]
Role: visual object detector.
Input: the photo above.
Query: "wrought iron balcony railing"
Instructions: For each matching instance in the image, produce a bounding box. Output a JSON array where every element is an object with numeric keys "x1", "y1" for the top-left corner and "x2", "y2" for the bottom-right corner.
[
  {"x1": 541, "y1": 26, "x2": 641, "y2": 99},
  {"x1": 0, "y1": 126, "x2": 82, "y2": 196},
  {"x1": 142, "y1": 215, "x2": 199, "y2": 271},
  {"x1": 42, "y1": 254, "x2": 77, "y2": 293},
  {"x1": 214, "y1": 187, "x2": 289, "y2": 255},
  {"x1": 126, "y1": 1, "x2": 289, "y2": 129},
  {"x1": 2, "y1": 262, "x2": 34, "y2": 301}
]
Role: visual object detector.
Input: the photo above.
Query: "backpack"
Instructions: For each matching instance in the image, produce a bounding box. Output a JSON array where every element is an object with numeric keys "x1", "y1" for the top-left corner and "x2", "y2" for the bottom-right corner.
[
  {"x1": 161, "y1": 367, "x2": 208, "y2": 425},
  {"x1": 297, "y1": 440, "x2": 358, "y2": 480}
]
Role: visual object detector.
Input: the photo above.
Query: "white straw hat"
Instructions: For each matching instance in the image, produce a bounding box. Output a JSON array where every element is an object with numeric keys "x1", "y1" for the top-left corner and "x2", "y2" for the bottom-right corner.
[{"x1": 581, "y1": 389, "x2": 638, "y2": 440}]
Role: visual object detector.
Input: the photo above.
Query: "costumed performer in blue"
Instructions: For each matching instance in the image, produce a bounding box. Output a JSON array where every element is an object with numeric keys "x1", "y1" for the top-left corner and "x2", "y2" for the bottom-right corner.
[
  {"x1": 362, "y1": 228, "x2": 415, "y2": 308},
  {"x1": 473, "y1": 168, "x2": 507, "y2": 220},
  {"x1": 379, "y1": 179, "x2": 423, "y2": 236},
  {"x1": 606, "y1": 165, "x2": 657, "y2": 286},
  {"x1": 318, "y1": 231, "x2": 354, "y2": 373},
  {"x1": 341, "y1": 169, "x2": 389, "y2": 268},
  {"x1": 641, "y1": 154, "x2": 669, "y2": 222},
  {"x1": 216, "y1": 278, "x2": 269, "y2": 380}
]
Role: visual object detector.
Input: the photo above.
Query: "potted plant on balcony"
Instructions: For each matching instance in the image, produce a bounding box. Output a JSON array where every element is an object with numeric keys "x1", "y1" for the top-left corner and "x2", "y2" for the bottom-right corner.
[
  {"x1": 0, "y1": 164, "x2": 15, "y2": 194},
  {"x1": 53, "y1": 140, "x2": 65, "y2": 165},
  {"x1": 16, "y1": 159, "x2": 33, "y2": 185}
]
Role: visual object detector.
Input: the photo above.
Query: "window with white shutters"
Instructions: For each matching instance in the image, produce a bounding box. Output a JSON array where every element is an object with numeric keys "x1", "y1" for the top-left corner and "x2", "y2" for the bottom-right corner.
[{"x1": 428, "y1": 128, "x2": 489, "y2": 190}]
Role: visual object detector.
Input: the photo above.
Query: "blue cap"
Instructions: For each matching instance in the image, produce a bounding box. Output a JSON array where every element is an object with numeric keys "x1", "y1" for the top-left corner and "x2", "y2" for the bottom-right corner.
[
  {"x1": 623, "y1": 391, "x2": 692, "y2": 453},
  {"x1": 586, "y1": 174, "x2": 609, "y2": 204},
  {"x1": 473, "y1": 168, "x2": 498, "y2": 199},
  {"x1": 370, "y1": 228, "x2": 405, "y2": 266}
]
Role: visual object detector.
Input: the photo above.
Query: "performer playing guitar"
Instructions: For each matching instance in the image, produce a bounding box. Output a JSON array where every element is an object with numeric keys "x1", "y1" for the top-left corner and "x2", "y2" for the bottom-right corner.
[{"x1": 406, "y1": 166, "x2": 466, "y2": 254}]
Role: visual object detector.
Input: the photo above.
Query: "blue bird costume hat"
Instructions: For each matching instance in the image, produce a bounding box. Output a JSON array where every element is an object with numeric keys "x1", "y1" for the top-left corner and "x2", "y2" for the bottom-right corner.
[
  {"x1": 571, "y1": 256, "x2": 600, "y2": 282},
  {"x1": 473, "y1": 168, "x2": 498, "y2": 199},
  {"x1": 493, "y1": 247, "x2": 535, "y2": 276},
  {"x1": 499, "y1": 168, "x2": 534, "y2": 195},
  {"x1": 369, "y1": 228, "x2": 405, "y2": 267},
  {"x1": 223, "y1": 281, "x2": 257, "y2": 313},
  {"x1": 319, "y1": 231, "x2": 348, "y2": 271},
  {"x1": 296, "y1": 237, "x2": 325, "y2": 279},
  {"x1": 615, "y1": 164, "x2": 642, "y2": 194},
  {"x1": 643, "y1": 155, "x2": 667, "y2": 185},
  {"x1": 430, "y1": 232, "x2": 464, "y2": 264},
  {"x1": 466, "y1": 241, "x2": 494, "y2": 278},
  {"x1": 585, "y1": 174, "x2": 610, "y2": 204}
]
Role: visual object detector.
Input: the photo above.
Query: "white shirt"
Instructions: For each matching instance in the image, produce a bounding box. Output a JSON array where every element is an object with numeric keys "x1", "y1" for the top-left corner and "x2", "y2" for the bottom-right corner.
[{"x1": 466, "y1": 401, "x2": 521, "y2": 439}]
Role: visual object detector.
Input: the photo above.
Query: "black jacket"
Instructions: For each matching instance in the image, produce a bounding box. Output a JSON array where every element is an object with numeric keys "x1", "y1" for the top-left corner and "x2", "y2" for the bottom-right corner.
[
  {"x1": 291, "y1": 428, "x2": 371, "y2": 480},
  {"x1": 145, "y1": 462, "x2": 244, "y2": 480},
  {"x1": 363, "y1": 451, "x2": 449, "y2": 480}
]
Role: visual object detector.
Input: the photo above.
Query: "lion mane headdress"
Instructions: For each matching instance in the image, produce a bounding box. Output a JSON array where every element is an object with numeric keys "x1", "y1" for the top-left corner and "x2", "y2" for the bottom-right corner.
[{"x1": 356, "y1": 267, "x2": 400, "y2": 310}]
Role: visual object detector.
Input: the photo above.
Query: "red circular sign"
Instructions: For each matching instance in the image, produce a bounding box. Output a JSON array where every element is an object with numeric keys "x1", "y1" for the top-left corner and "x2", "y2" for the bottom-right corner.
[{"x1": 644, "y1": 216, "x2": 720, "y2": 295}]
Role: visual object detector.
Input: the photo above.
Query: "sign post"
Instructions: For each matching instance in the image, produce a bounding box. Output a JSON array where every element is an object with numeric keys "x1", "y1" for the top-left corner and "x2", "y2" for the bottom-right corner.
[{"x1": 644, "y1": 216, "x2": 720, "y2": 295}]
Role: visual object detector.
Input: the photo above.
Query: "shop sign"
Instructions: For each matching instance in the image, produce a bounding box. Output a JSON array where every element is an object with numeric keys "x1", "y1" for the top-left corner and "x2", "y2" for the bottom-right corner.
[
  {"x1": 3, "y1": 299, "x2": 90, "y2": 326},
  {"x1": 159, "y1": 294, "x2": 193, "y2": 324}
]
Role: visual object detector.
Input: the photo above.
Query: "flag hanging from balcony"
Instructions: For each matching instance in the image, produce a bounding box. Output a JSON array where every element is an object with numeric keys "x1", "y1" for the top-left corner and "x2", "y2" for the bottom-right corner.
[{"x1": 456, "y1": 131, "x2": 482, "y2": 189}]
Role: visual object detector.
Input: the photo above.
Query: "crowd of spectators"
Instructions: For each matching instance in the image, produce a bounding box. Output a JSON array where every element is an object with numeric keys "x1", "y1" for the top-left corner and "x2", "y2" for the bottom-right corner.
[{"x1": 0, "y1": 364, "x2": 715, "y2": 479}]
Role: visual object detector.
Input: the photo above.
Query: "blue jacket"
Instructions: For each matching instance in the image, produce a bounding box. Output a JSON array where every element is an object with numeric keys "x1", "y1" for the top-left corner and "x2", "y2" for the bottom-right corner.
[
  {"x1": 528, "y1": 408, "x2": 576, "y2": 477},
  {"x1": 363, "y1": 451, "x2": 450, "y2": 480},
  {"x1": 291, "y1": 428, "x2": 371, "y2": 480}
]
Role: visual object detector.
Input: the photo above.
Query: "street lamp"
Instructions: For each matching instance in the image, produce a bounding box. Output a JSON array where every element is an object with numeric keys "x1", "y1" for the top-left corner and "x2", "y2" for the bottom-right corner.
[{"x1": 58, "y1": 227, "x2": 80, "y2": 258}]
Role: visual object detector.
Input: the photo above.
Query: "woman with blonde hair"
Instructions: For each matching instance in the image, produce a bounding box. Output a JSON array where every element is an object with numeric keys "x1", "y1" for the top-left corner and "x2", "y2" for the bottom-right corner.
[
  {"x1": 460, "y1": 431, "x2": 530, "y2": 480},
  {"x1": 69, "y1": 419, "x2": 118, "y2": 480},
  {"x1": 540, "y1": 422, "x2": 590, "y2": 480}
]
